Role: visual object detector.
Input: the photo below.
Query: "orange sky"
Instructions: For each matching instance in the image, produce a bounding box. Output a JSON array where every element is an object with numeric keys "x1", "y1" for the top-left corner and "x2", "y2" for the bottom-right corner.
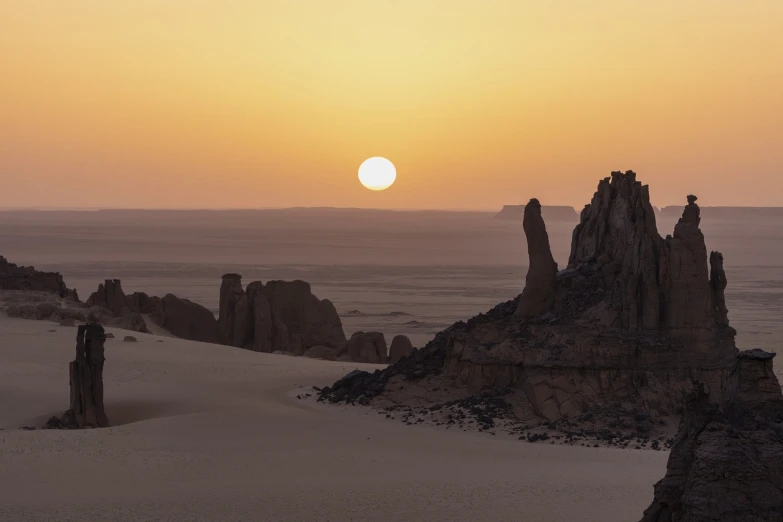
[{"x1": 1, "y1": 1, "x2": 782, "y2": 210}]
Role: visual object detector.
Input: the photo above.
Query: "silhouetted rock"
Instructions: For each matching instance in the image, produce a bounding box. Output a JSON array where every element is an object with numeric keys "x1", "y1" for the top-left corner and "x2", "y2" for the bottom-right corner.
[
  {"x1": 218, "y1": 274, "x2": 250, "y2": 347},
  {"x1": 388, "y1": 335, "x2": 415, "y2": 363},
  {"x1": 47, "y1": 323, "x2": 109, "y2": 429},
  {"x1": 85, "y1": 280, "x2": 218, "y2": 343},
  {"x1": 123, "y1": 335, "x2": 137, "y2": 342},
  {"x1": 345, "y1": 331, "x2": 387, "y2": 364},
  {"x1": 158, "y1": 294, "x2": 218, "y2": 343},
  {"x1": 218, "y1": 277, "x2": 347, "y2": 355},
  {"x1": 709, "y1": 251, "x2": 729, "y2": 327},
  {"x1": 514, "y1": 199, "x2": 558, "y2": 319},
  {"x1": 319, "y1": 171, "x2": 739, "y2": 429},
  {"x1": 86, "y1": 279, "x2": 129, "y2": 315},
  {"x1": 0, "y1": 255, "x2": 78, "y2": 299}
]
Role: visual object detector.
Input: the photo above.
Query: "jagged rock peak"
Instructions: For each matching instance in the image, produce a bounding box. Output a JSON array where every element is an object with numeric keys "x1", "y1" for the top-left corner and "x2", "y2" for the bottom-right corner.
[
  {"x1": 515, "y1": 198, "x2": 558, "y2": 318},
  {"x1": 568, "y1": 170, "x2": 660, "y2": 270}
]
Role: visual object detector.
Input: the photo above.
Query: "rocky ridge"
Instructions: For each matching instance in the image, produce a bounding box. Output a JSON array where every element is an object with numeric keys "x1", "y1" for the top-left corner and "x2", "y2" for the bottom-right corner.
[
  {"x1": 86, "y1": 279, "x2": 218, "y2": 343},
  {"x1": 0, "y1": 256, "x2": 78, "y2": 300}
]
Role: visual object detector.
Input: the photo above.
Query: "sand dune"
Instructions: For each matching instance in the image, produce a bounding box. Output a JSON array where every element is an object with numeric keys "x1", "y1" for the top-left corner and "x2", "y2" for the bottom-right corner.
[{"x1": 0, "y1": 315, "x2": 666, "y2": 521}]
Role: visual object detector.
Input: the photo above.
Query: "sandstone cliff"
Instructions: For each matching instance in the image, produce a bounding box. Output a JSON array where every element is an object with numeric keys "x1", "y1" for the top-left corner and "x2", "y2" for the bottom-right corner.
[{"x1": 319, "y1": 171, "x2": 739, "y2": 427}]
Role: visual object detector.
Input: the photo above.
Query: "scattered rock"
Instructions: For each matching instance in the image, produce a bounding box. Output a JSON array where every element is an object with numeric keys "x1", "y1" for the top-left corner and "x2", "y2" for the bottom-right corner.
[{"x1": 123, "y1": 336, "x2": 137, "y2": 342}]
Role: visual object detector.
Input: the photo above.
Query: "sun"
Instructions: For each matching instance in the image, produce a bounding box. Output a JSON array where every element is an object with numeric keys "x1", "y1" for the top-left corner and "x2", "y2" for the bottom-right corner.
[{"x1": 358, "y1": 157, "x2": 396, "y2": 191}]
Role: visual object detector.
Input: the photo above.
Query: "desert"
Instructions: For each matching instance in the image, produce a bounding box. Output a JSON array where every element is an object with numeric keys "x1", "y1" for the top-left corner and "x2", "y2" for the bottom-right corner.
[
  {"x1": 3, "y1": 3, "x2": 783, "y2": 519},
  {"x1": 3, "y1": 171, "x2": 783, "y2": 521}
]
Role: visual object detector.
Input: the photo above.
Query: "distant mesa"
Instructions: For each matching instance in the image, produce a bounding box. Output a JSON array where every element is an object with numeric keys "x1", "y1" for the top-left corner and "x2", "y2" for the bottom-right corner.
[{"x1": 494, "y1": 204, "x2": 578, "y2": 221}]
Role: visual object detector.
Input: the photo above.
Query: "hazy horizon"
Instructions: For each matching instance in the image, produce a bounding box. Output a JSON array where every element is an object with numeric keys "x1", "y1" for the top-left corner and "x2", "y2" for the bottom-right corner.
[
  {"x1": 3, "y1": 2, "x2": 782, "y2": 210},
  {"x1": 3, "y1": 202, "x2": 783, "y2": 213}
]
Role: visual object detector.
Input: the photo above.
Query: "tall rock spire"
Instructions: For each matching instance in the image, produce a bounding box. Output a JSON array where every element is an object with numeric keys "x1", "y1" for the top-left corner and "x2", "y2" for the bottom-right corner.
[{"x1": 515, "y1": 198, "x2": 558, "y2": 319}]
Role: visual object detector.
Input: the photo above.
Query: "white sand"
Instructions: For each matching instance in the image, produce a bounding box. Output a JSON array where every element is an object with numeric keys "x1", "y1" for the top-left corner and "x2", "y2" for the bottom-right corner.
[{"x1": 0, "y1": 316, "x2": 666, "y2": 522}]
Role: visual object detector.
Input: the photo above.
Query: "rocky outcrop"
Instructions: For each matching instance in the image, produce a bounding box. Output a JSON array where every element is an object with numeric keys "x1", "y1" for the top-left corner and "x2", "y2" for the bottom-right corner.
[
  {"x1": 86, "y1": 280, "x2": 218, "y2": 343},
  {"x1": 217, "y1": 275, "x2": 346, "y2": 356},
  {"x1": 389, "y1": 335, "x2": 415, "y2": 363},
  {"x1": 218, "y1": 274, "x2": 250, "y2": 347},
  {"x1": 343, "y1": 331, "x2": 387, "y2": 364},
  {"x1": 46, "y1": 323, "x2": 109, "y2": 429},
  {"x1": 0, "y1": 255, "x2": 78, "y2": 300},
  {"x1": 319, "y1": 171, "x2": 740, "y2": 429},
  {"x1": 641, "y1": 350, "x2": 783, "y2": 521},
  {"x1": 156, "y1": 294, "x2": 218, "y2": 343}
]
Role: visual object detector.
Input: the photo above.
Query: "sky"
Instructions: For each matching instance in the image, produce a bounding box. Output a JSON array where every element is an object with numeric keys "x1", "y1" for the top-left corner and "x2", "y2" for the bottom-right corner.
[{"x1": 1, "y1": 1, "x2": 782, "y2": 210}]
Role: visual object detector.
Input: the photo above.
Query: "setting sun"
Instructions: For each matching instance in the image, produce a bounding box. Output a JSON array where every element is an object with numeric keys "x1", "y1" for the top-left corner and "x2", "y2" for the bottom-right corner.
[{"x1": 358, "y1": 157, "x2": 396, "y2": 191}]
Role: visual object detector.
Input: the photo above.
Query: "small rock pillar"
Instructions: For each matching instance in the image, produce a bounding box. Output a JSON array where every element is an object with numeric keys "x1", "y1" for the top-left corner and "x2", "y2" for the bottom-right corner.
[{"x1": 50, "y1": 322, "x2": 109, "y2": 428}]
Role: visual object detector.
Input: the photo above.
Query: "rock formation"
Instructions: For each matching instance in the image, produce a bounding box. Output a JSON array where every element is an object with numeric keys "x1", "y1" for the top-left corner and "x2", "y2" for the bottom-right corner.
[
  {"x1": 217, "y1": 275, "x2": 346, "y2": 355},
  {"x1": 0, "y1": 255, "x2": 78, "y2": 300},
  {"x1": 389, "y1": 335, "x2": 415, "y2": 363},
  {"x1": 218, "y1": 274, "x2": 250, "y2": 347},
  {"x1": 47, "y1": 322, "x2": 109, "y2": 429},
  {"x1": 343, "y1": 331, "x2": 387, "y2": 364},
  {"x1": 86, "y1": 279, "x2": 218, "y2": 343},
  {"x1": 641, "y1": 350, "x2": 783, "y2": 521},
  {"x1": 514, "y1": 199, "x2": 558, "y2": 319},
  {"x1": 319, "y1": 171, "x2": 739, "y2": 428}
]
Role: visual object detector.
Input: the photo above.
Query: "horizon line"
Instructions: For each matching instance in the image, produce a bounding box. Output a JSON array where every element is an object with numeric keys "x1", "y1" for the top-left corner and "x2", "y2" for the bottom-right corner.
[{"x1": 2, "y1": 204, "x2": 783, "y2": 213}]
